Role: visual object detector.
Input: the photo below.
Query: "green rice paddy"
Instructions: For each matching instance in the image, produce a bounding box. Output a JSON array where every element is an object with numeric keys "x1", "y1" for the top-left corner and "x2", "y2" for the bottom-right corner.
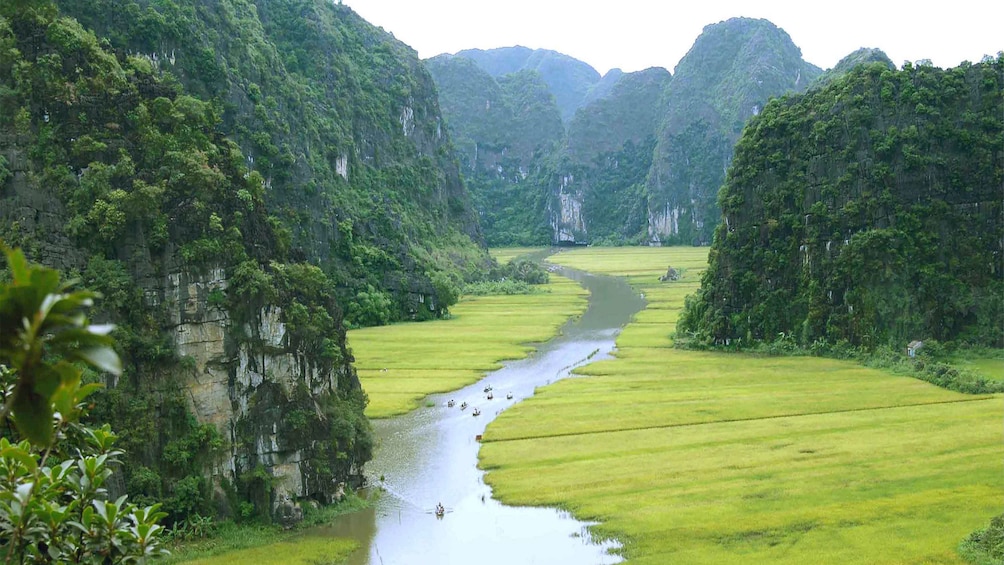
[
  {"x1": 179, "y1": 537, "x2": 356, "y2": 565},
  {"x1": 480, "y1": 246, "x2": 1003, "y2": 564},
  {"x1": 352, "y1": 267, "x2": 587, "y2": 418}
]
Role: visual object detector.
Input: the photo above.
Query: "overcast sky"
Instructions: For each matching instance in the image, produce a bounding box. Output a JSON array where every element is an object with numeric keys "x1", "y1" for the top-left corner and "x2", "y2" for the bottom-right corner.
[{"x1": 342, "y1": 0, "x2": 1003, "y2": 76}]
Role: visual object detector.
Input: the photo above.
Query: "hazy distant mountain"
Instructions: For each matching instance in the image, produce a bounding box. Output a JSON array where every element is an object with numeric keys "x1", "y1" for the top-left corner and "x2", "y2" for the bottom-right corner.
[
  {"x1": 456, "y1": 46, "x2": 601, "y2": 122},
  {"x1": 581, "y1": 68, "x2": 625, "y2": 107},
  {"x1": 645, "y1": 17, "x2": 823, "y2": 244},
  {"x1": 813, "y1": 47, "x2": 895, "y2": 87}
]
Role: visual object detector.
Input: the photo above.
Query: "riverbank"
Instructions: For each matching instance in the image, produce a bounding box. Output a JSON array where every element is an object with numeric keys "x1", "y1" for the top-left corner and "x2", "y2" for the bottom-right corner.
[
  {"x1": 480, "y1": 246, "x2": 1002, "y2": 564},
  {"x1": 351, "y1": 250, "x2": 587, "y2": 418},
  {"x1": 163, "y1": 493, "x2": 370, "y2": 564}
]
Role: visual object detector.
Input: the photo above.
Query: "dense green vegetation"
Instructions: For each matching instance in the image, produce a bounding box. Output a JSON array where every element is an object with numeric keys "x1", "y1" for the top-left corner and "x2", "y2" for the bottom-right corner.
[
  {"x1": 481, "y1": 247, "x2": 1001, "y2": 564},
  {"x1": 557, "y1": 67, "x2": 670, "y2": 244},
  {"x1": 53, "y1": 0, "x2": 488, "y2": 318},
  {"x1": 426, "y1": 56, "x2": 563, "y2": 245},
  {"x1": 0, "y1": 0, "x2": 489, "y2": 527},
  {"x1": 0, "y1": 247, "x2": 169, "y2": 563},
  {"x1": 680, "y1": 57, "x2": 1004, "y2": 350}
]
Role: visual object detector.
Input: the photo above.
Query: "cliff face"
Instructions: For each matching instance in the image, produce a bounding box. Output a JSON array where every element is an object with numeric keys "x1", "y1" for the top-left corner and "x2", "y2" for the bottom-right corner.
[
  {"x1": 550, "y1": 67, "x2": 670, "y2": 244},
  {"x1": 426, "y1": 55, "x2": 562, "y2": 245},
  {"x1": 0, "y1": 0, "x2": 483, "y2": 521},
  {"x1": 679, "y1": 58, "x2": 1004, "y2": 348},
  {"x1": 645, "y1": 17, "x2": 822, "y2": 244},
  {"x1": 56, "y1": 0, "x2": 488, "y2": 323}
]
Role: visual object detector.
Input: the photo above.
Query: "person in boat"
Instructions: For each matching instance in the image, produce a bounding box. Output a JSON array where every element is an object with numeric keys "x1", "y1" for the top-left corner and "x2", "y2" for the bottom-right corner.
[
  {"x1": 447, "y1": 399, "x2": 455, "y2": 407},
  {"x1": 473, "y1": 408, "x2": 481, "y2": 416},
  {"x1": 436, "y1": 502, "x2": 445, "y2": 515},
  {"x1": 487, "y1": 392, "x2": 493, "y2": 400},
  {"x1": 460, "y1": 402, "x2": 468, "y2": 410},
  {"x1": 506, "y1": 392, "x2": 513, "y2": 400}
]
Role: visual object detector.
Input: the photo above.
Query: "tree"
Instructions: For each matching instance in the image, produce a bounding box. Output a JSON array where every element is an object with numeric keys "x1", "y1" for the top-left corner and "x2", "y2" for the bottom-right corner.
[{"x1": 0, "y1": 245, "x2": 168, "y2": 563}]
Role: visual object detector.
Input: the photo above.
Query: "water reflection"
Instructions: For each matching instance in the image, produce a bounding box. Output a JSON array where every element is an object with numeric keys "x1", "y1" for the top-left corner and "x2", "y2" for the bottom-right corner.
[{"x1": 324, "y1": 264, "x2": 644, "y2": 564}]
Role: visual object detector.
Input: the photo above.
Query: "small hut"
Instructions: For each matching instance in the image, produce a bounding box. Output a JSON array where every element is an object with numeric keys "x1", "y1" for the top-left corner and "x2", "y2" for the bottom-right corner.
[{"x1": 907, "y1": 340, "x2": 924, "y2": 358}]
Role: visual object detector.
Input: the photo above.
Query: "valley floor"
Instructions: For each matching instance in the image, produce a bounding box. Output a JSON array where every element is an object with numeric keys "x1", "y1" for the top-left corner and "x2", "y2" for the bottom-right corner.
[
  {"x1": 350, "y1": 249, "x2": 587, "y2": 418},
  {"x1": 479, "y1": 247, "x2": 1002, "y2": 564}
]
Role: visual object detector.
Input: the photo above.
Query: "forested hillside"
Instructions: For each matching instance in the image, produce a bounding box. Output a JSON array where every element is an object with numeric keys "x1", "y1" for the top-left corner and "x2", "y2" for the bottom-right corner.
[
  {"x1": 548, "y1": 67, "x2": 670, "y2": 244},
  {"x1": 432, "y1": 18, "x2": 825, "y2": 246},
  {"x1": 426, "y1": 55, "x2": 563, "y2": 245},
  {"x1": 0, "y1": 0, "x2": 488, "y2": 523},
  {"x1": 679, "y1": 57, "x2": 1004, "y2": 349},
  {"x1": 646, "y1": 17, "x2": 822, "y2": 245}
]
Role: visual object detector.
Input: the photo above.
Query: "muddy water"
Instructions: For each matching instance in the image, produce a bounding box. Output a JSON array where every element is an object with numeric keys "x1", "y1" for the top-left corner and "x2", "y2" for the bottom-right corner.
[{"x1": 320, "y1": 264, "x2": 645, "y2": 564}]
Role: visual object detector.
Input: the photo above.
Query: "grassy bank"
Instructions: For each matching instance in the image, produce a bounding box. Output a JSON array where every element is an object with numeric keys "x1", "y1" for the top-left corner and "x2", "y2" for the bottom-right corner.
[
  {"x1": 480, "y1": 246, "x2": 1002, "y2": 564},
  {"x1": 163, "y1": 494, "x2": 369, "y2": 564},
  {"x1": 352, "y1": 250, "x2": 587, "y2": 418}
]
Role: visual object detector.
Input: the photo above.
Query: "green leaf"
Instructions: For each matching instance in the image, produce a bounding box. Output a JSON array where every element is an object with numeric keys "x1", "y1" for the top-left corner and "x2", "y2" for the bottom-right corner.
[
  {"x1": 11, "y1": 387, "x2": 53, "y2": 446},
  {"x1": 0, "y1": 445, "x2": 38, "y2": 473},
  {"x1": 74, "y1": 346, "x2": 122, "y2": 376},
  {"x1": 2, "y1": 244, "x2": 29, "y2": 283}
]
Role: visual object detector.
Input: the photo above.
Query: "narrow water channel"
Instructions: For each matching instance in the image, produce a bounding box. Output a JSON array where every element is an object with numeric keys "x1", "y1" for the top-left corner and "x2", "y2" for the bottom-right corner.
[{"x1": 319, "y1": 262, "x2": 645, "y2": 564}]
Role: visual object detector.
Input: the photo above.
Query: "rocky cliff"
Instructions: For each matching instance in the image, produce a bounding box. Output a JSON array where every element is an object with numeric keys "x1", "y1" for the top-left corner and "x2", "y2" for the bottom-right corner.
[
  {"x1": 679, "y1": 57, "x2": 1004, "y2": 348},
  {"x1": 645, "y1": 17, "x2": 822, "y2": 245},
  {"x1": 0, "y1": 0, "x2": 484, "y2": 522},
  {"x1": 426, "y1": 55, "x2": 563, "y2": 245},
  {"x1": 550, "y1": 67, "x2": 670, "y2": 244}
]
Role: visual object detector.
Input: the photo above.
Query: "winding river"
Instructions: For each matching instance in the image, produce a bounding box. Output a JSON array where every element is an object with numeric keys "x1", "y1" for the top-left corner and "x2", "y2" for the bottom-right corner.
[{"x1": 320, "y1": 262, "x2": 645, "y2": 564}]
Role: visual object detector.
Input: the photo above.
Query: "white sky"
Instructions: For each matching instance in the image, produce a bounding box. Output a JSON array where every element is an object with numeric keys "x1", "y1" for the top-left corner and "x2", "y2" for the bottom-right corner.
[{"x1": 342, "y1": 0, "x2": 1004, "y2": 75}]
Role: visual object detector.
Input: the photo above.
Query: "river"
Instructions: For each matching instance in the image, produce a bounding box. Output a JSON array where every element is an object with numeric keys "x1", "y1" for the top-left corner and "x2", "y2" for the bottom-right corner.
[{"x1": 319, "y1": 262, "x2": 645, "y2": 564}]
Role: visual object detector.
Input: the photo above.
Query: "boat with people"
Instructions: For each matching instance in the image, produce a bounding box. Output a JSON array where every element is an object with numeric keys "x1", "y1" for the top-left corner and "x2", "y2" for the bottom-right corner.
[
  {"x1": 506, "y1": 392, "x2": 513, "y2": 400},
  {"x1": 435, "y1": 502, "x2": 445, "y2": 518},
  {"x1": 472, "y1": 408, "x2": 481, "y2": 416},
  {"x1": 447, "y1": 399, "x2": 455, "y2": 407},
  {"x1": 460, "y1": 402, "x2": 468, "y2": 410}
]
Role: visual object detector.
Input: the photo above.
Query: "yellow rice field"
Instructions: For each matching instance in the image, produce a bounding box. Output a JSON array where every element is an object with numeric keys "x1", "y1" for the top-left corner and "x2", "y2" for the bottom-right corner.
[
  {"x1": 352, "y1": 267, "x2": 587, "y2": 418},
  {"x1": 480, "y1": 246, "x2": 1003, "y2": 564}
]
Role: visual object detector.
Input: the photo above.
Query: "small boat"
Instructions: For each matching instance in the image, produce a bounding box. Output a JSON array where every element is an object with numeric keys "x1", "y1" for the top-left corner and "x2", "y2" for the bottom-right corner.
[
  {"x1": 483, "y1": 385, "x2": 493, "y2": 393},
  {"x1": 447, "y1": 399, "x2": 455, "y2": 407},
  {"x1": 472, "y1": 408, "x2": 481, "y2": 417},
  {"x1": 460, "y1": 402, "x2": 468, "y2": 410},
  {"x1": 487, "y1": 392, "x2": 494, "y2": 400},
  {"x1": 506, "y1": 393, "x2": 513, "y2": 400},
  {"x1": 435, "y1": 504, "x2": 445, "y2": 518}
]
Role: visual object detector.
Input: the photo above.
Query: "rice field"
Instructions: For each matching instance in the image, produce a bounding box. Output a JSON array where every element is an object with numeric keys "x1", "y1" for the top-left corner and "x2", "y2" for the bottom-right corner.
[
  {"x1": 480, "y1": 246, "x2": 1003, "y2": 564},
  {"x1": 352, "y1": 270, "x2": 587, "y2": 418},
  {"x1": 179, "y1": 537, "x2": 356, "y2": 565}
]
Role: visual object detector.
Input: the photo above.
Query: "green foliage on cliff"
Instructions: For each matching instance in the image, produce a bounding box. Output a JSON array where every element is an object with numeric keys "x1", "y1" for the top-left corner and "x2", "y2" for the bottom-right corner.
[
  {"x1": 679, "y1": 56, "x2": 1004, "y2": 351},
  {"x1": 54, "y1": 0, "x2": 488, "y2": 319},
  {"x1": 426, "y1": 56, "x2": 562, "y2": 246},
  {"x1": 0, "y1": 0, "x2": 484, "y2": 522},
  {"x1": 646, "y1": 17, "x2": 822, "y2": 244},
  {"x1": 556, "y1": 67, "x2": 670, "y2": 244}
]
